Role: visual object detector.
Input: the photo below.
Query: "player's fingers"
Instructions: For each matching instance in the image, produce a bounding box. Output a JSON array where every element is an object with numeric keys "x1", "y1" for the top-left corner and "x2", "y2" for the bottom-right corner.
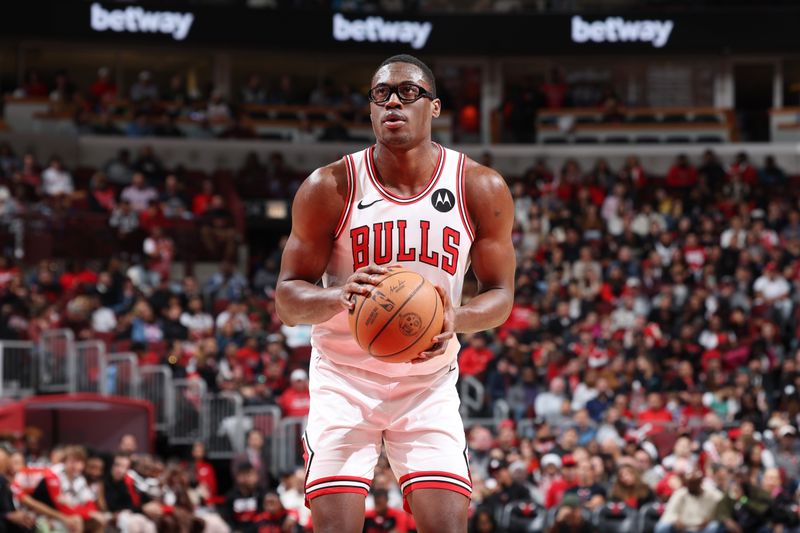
[
  {"x1": 355, "y1": 265, "x2": 390, "y2": 276},
  {"x1": 431, "y1": 331, "x2": 454, "y2": 344},
  {"x1": 350, "y1": 272, "x2": 383, "y2": 286}
]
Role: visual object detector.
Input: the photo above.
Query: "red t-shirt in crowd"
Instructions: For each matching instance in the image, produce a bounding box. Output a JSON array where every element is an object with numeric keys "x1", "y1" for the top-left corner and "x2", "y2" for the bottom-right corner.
[
  {"x1": 278, "y1": 388, "x2": 310, "y2": 417},
  {"x1": 637, "y1": 408, "x2": 673, "y2": 434},
  {"x1": 459, "y1": 346, "x2": 494, "y2": 377},
  {"x1": 363, "y1": 507, "x2": 408, "y2": 533},
  {"x1": 665, "y1": 165, "x2": 698, "y2": 188}
]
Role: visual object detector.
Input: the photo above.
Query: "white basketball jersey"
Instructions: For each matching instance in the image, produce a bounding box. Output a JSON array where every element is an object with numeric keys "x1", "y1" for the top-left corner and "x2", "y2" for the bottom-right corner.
[{"x1": 311, "y1": 143, "x2": 474, "y2": 377}]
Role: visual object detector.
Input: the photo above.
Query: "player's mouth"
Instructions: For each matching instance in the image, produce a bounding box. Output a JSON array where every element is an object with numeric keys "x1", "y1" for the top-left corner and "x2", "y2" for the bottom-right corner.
[{"x1": 382, "y1": 113, "x2": 407, "y2": 129}]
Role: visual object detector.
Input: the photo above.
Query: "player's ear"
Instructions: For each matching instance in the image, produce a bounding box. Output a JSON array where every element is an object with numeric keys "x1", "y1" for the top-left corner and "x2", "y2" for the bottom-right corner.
[{"x1": 431, "y1": 98, "x2": 441, "y2": 119}]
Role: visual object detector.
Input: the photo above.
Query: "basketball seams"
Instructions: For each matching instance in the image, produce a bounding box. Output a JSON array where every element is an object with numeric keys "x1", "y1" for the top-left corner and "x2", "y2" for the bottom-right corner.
[
  {"x1": 366, "y1": 274, "x2": 426, "y2": 354},
  {"x1": 352, "y1": 270, "x2": 410, "y2": 346},
  {"x1": 376, "y1": 285, "x2": 440, "y2": 359}
]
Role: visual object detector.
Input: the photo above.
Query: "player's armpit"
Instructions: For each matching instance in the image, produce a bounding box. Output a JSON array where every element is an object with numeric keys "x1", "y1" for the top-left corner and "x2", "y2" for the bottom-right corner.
[
  {"x1": 275, "y1": 162, "x2": 349, "y2": 326},
  {"x1": 453, "y1": 160, "x2": 515, "y2": 333}
]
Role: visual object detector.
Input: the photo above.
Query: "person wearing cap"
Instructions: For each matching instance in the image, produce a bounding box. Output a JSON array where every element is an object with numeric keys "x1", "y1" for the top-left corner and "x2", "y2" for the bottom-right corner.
[
  {"x1": 543, "y1": 454, "x2": 579, "y2": 509},
  {"x1": 771, "y1": 425, "x2": 800, "y2": 481},
  {"x1": 130, "y1": 70, "x2": 159, "y2": 103},
  {"x1": 277, "y1": 369, "x2": 310, "y2": 418},
  {"x1": 550, "y1": 493, "x2": 592, "y2": 533},
  {"x1": 483, "y1": 457, "x2": 531, "y2": 514}
]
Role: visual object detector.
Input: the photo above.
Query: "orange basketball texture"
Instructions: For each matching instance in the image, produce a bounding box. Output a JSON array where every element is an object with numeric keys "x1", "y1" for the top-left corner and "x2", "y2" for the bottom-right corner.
[{"x1": 348, "y1": 267, "x2": 444, "y2": 363}]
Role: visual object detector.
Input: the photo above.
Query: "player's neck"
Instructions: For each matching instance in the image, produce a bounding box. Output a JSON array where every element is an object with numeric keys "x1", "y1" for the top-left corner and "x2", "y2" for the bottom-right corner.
[{"x1": 372, "y1": 140, "x2": 439, "y2": 194}]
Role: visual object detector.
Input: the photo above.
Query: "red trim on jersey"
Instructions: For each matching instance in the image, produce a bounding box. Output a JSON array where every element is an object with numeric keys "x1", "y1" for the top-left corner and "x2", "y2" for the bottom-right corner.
[
  {"x1": 304, "y1": 476, "x2": 371, "y2": 509},
  {"x1": 305, "y1": 475, "x2": 372, "y2": 489},
  {"x1": 398, "y1": 471, "x2": 472, "y2": 487},
  {"x1": 306, "y1": 486, "x2": 370, "y2": 500},
  {"x1": 333, "y1": 154, "x2": 356, "y2": 240},
  {"x1": 366, "y1": 144, "x2": 444, "y2": 204},
  {"x1": 400, "y1": 480, "x2": 471, "y2": 513},
  {"x1": 456, "y1": 153, "x2": 476, "y2": 241}
]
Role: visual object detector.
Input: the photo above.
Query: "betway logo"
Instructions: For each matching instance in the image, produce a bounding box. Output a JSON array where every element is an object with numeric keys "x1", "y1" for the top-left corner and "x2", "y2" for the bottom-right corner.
[
  {"x1": 333, "y1": 13, "x2": 432, "y2": 50},
  {"x1": 90, "y1": 3, "x2": 194, "y2": 41},
  {"x1": 571, "y1": 15, "x2": 673, "y2": 48}
]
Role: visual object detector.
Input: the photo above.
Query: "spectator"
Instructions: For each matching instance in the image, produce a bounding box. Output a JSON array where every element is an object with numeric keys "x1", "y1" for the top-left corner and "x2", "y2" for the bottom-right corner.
[
  {"x1": 536, "y1": 377, "x2": 567, "y2": 424},
  {"x1": 547, "y1": 493, "x2": 592, "y2": 533},
  {"x1": 206, "y1": 264, "x2": 249, "y2": 304},
  {"x1": 727, "y1": 152, "x2": 759, "y2": 186},
  {"x1": 86, "y1": 171, "x2": 116, "y2": 213},
  {"x1": 200, "y1": 195, "x2": 238, "y2": 260},
  {"x1": 153, "y1": 114, "x2": 184, "y2": 137},
  {"x1": 121, "y1": 173, "x2": 158, "y2": 213},
  {"x1": 130, "y1": 71, "x2": 159, "y2": 103},
  {"x1": 759, "y1": 155, "x2": 786, "y2": 187},
  {"x1": 109, "y1": 199, "x2": 141, "y2": 248},
  {"x1": 181, "y1": 296, "x2": 215, "y2": 339},
  {"x1": 40, "y1": 156, "x2": 74, "y2": 198},
  {"x1": 253, "y1": 492, "x2": 299, "y2": 532},
  {"x1": 665, "y1": 154, "x2": 698, "y2": 194},
  {"x1": 207, "y1": 91, "x2": 232, "y2": 122},
  {"x1": 459, "y1": 333, "x2": 494, "y2": 378},
  {"x1": 609, "y1": 464, "x2": 654, "y2": 509},
  {"x1": 88, "y1": 66, "x2": 117, "y2": 109},
  {"x1": 189, "y1": 441, "x2": 219, "y2": 507},
  {"x1": 0, "y1": 445, "x2": 36, "y2": 532},
  {"x1": 102, "y1": 453, "x2": 157, "y2": 533},
  {"x1": 564, "y1": 461, "x2": 605, "y2": 510},
  {"x1": 231, "y1": 430, "x2": 271, "y2": 491},
  {"x1": 160, "y1": 174, "x2": 191, "y2": 219},
  {"x1": 126, "y1": 114, "x2": 153, "y2": 138},
  {"x1": 277, "y1": 369, "x2": 310, "y2": 417},
  {"x1": 192, "y1": 179, "x2": 216, "y2": 216},
  {"x1": 656, "y1": 468, "x2": 722, "y2": 533},
  {"x1": 132, "y1": 146, "x2": 165, "y2": 184},
  {"x1": 20, "y1": 70, "x2": 48, "y2": 97},
  {"x1": 48, "y1": 70, "x2": 76, "y2": 108},
  {"x1": 753, "y1": 261, "x2": 792, "y2": 323},
  {"x1": 142, "y1": 225, "x2": 174, "y2": 283},
  {"x1": 364, "y1": 488, "x2": 406, "y2": 533},
  {"x1": 241, "y1": 74, "x2": 267, "y2": 104},
  {"x1": 105, "y1": 149, "x2": 134, "y2": 186},
  {"x1": 30, "y1": 446, "x2": 108, "y2": 532},
  {"x1": 698, "y1": 149, "x2": 726, "y2": 190}
]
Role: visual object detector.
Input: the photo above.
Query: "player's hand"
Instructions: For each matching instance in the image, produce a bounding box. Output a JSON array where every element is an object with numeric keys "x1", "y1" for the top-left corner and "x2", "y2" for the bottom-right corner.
[
  {"x1": 6, "y1": 511, "x2": 36, "y2": 529},
  {"x1": 412, "y1": 285, "x2": 454, "y2": 364},
  {"x1": 339, "y1": 265, "x2": 390, "y2": 311},
  {"x1": 63, "y1": 514, "x2": 84, "y2": 533}
]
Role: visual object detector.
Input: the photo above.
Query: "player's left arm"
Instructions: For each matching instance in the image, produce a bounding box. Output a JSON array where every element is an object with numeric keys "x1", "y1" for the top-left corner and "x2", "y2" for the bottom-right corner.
[
  {"x1": 417, "y1": 161, "x2": 514, "y2": 363},
  {"x1": 453, "y1": 160, "x2": 515, "y2": 332}
]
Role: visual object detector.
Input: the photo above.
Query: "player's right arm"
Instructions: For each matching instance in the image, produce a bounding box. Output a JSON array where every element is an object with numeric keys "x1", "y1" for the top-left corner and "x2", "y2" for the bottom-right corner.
[{"x1": 276, "y1": 161, "x2": 387, "y2": 326}]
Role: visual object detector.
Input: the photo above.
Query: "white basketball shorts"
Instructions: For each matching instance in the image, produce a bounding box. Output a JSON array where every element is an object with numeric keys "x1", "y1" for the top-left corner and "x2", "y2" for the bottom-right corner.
[{"x1": 302, "y1": 349, "x2": 472, "y2": 512}]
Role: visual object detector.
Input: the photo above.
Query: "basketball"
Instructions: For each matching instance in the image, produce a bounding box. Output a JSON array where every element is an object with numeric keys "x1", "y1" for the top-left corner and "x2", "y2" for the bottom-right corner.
[{"x1": 348, "y1": 267, "x2": 444, "y2": 363}]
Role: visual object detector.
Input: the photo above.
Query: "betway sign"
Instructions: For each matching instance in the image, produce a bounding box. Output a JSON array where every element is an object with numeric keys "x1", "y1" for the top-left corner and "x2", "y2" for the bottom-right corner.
[
  {"x1": 90, "y1": 3, "x2": 194, "y2": 41},
  {"x1": 571, "y1": 15, "x2": 674, "y2": 48},
  {"x1": 333, "y1": 13, "x2": 432, "y2": 50}
]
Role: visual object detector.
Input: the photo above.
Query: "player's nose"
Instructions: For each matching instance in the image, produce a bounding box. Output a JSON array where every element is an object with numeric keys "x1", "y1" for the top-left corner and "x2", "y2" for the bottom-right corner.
[{"x1": 385, "y1": 91, "x2": 403, "y2": 108}]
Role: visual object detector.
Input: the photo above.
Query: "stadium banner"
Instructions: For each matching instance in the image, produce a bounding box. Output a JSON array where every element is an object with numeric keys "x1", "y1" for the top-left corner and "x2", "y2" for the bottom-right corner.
[{"x1": 5, "y1": 2, "x2": 800, "y2": 55}]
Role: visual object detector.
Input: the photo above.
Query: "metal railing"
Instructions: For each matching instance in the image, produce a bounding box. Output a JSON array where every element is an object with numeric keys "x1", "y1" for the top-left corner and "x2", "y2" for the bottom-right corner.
[
  {"x1": 171, "y1": 378, "x2": 207, "y2": 445},
  {"x1": 0, "y1": 340, "x2": 35, "y2": 398},
  {"x1": 75, "y1": 340, "x2": 107, "y2": 395},
  {"x1": 38, "y1": 329, "x2": 76, "y2": 393},
  {"x1": 459, "y1": 375, "x2": 485, "y2": 417},
  {"x1": 106, "y1": 353, "x2": 141, "y2": 398},
  {"x1": 139, "y1": 365, "x2": 174, "y2": 432},
  {"x1": 273, "y1": 416, "x2": 307, "y2": 476},
  {"x1": 205, "y1": 392, "x2": 244, "y2": 459}
]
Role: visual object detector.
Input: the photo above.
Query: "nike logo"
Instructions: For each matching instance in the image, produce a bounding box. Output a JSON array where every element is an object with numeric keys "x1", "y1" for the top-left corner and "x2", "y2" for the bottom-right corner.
[
  {"x1": 357, "y1": 198, "x2": 384, "y2": 209},
  {"x1": 448, "y1": 363, "x2": 457, "y2": 373}
]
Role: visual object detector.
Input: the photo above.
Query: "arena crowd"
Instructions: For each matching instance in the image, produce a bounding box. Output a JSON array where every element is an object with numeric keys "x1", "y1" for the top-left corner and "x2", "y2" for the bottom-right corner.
[{"x1": 0, "y1": 139, "x2": 799, "y2": 532}]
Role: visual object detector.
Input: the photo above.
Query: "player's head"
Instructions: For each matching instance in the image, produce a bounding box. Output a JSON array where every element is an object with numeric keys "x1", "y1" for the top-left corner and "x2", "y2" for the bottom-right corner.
[{"x1": 369, "y1": 54, "x2": 440, "y2": 148}]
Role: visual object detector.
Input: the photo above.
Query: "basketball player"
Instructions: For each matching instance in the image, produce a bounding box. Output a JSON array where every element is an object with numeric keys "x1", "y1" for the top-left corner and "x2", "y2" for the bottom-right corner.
[{"x1": 275, "y1": 54, "x2": 515, "y2": 532}]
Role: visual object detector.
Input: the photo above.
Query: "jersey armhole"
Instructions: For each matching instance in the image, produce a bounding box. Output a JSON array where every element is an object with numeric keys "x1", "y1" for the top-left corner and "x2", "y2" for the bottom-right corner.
[
  {"x1": 333, "y1": 155, "x2": 356, "y2": 240},
  {"x1": 456, "y1": 153, "x2": 476, "y2": 242}
]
